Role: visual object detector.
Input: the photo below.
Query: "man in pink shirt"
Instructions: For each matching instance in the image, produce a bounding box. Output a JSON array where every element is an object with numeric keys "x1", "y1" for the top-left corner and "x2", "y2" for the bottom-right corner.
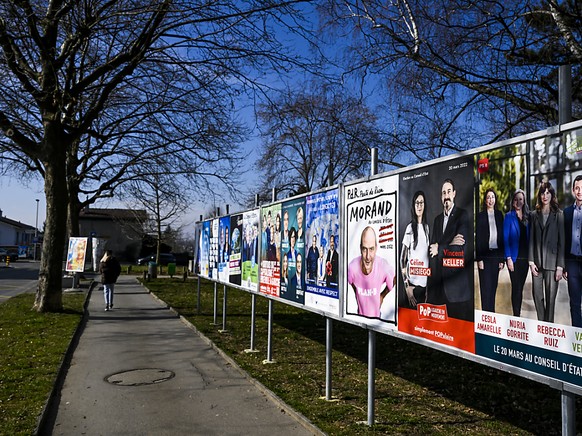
[{"x1": 348, "y1": 226, "x2": 395, "y2": 318}]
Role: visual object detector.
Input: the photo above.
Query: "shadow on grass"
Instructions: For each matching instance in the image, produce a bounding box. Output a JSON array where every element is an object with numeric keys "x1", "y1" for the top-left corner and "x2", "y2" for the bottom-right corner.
[
  {"x1": 146, "y1": 279, "x2": 580, "y2": 435},
  {"x1": 272, "y1": 310, "x2": 581, "y2": 435}
]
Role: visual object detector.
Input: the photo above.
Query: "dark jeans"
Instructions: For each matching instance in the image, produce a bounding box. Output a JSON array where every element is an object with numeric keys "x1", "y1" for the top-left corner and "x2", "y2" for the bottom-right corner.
[
  {"x1": 509, "y1": 258, "x2": 529, "y2": 317},
  {"x1": 566, "y1": 258, "x2": 582, "y2": 327},
  {"x1": 478, "y1": 257, "x2": 500, "y2": 312}
]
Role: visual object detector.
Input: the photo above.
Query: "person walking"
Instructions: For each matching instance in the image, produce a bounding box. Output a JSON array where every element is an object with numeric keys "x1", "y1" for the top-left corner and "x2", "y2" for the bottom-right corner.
[{"x1": 99, "y1": 250, "x2": 121, "y2": 311}]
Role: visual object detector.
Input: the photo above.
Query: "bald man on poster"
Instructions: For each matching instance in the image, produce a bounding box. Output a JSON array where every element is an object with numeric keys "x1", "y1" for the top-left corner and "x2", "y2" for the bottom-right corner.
[{"x1": 348, "y1": 226, "x2": 395, "y2": 318}]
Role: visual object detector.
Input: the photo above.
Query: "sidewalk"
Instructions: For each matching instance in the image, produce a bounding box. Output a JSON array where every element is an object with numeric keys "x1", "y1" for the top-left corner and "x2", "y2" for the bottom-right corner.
[{"x1": 46, "y1": 275, "x2": 322, "y2": 435}]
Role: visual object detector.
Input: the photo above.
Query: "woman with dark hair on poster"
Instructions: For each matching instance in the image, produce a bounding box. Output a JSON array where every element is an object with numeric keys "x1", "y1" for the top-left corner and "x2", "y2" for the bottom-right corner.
[
  {"x1": 529, "y1": 181, "x2": 565, "y2": 322},
  {"x1": 476, "y1": 188, "x2": 505, "y2": 312},
  {"x1": 503, "y1": 189, "x2": 530, "y2": 316},
  {"x1": 274, "y1": 213, "x2": 281, "y2": 261},
  {"x1": 400, "y1": 191, "x2": 430, "y2": 307}
]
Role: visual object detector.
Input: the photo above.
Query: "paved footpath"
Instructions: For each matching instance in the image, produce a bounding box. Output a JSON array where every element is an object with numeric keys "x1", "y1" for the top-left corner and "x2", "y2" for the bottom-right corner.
[{"x1": 47, "y1": 276, "x2": 322, "y2": 435}]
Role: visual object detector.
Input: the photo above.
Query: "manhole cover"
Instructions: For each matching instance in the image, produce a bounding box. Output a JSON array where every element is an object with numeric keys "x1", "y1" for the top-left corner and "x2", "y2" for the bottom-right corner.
[{"x1": 105, "y1": 368, "x2": 175, "y2": 386}]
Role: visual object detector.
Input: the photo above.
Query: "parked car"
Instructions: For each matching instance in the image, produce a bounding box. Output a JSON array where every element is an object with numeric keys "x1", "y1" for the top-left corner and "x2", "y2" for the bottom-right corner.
[
  {"x1": 136, "y1": 253, "x2": 176, "y2": 266},
  {"x1": 7, "y1": 249, "x2": 19, "y2": 262},
  {"x1": 172, "y1": 252, "x2": 193, "y2": 266},
  {"x1": 0, "y1": 248, "x2": 18, "y2": 262}
]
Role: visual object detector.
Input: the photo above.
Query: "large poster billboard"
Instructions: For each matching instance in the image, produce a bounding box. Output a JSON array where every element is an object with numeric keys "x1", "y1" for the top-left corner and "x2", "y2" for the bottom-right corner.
[
  {"x1": 474, "y1": 129, "x2": 582, "y2": 388},
  {"x1": 241, "y1": 209, "x2": 260, "y2": 291},
  {"x1": 280, "y1": 197, "x2": 306, "y2": 304},
  {"x1": 218, "y1": 216, "x2": 230, "y2": 282},
  {"x1": 200, "y1": 220, "x2": 210, "y2": 278},
  {"x1": 193, "y1": 222, "x2": 202, "y2": 275},
  {"x1": 344, "y1": 175, "x2": 398, "y2": 328},
  {"x1": 195, "y1": 123, "x2": 582, "y2": 392},
  {"x1": 304, "y1": 188, "x2": 340, "y2": 314},
  {"x1": 259, "y1": 204, "x2": 281, "y2": 297},
  {"x1": 210, "y1": 218, "x2": 219, "y2": 279},
  {"x1": 397, "y1": 156, "x2": 475, "y2": 353},
  {"x1": 228, "y1": 213, "x2": 243, "y2": 286}
]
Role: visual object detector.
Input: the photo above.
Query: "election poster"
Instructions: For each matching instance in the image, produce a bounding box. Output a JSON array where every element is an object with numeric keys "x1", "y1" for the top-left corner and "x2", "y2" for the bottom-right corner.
[
  {"x1": 398, "y1": 156, "x2": 475, "y2": 353},
  {"x1": 228, "y1": 213, "x2": 243, "y2": 286},
  {"x1": 210, "y1": 218, "x2": 219, "y2": 279},
  {"x1": 344, "y1": 175, "x2": 398, "y2": 328},
  {"x1": 397, "y1": 155, "x2": 475, "y2": 352},
  {"x1": 304, "y1": 188, "x2": 340, "y2": 314},
  {"x1": 200, "y1": 220, "x2": 210, "y2": 278},
  {"x1": 65, "y1": 237, "x2": 88, "y2": 272},
  {"x1": 474, "y1": 130, "x2": 582, "y2": 388},
  {"x1": 193, "y1": 222, "x2": 202, "y2": 275},
  {"x1": 218, "y1": 216, "x2": 230, "y2": 282},
  {"x1": 259, "y1": 204, "x2": 281, "y2": 297},
  {"x1": 241, "y1": 209, "x2": 260, "y2": 292},
  {"x1": 280, "y1": 197, "x2": 306, "y2": 304}
]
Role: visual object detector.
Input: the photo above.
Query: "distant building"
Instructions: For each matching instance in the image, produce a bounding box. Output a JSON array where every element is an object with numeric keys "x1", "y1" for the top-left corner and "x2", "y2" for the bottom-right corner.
[
  {"x1": 0, "y1": 209, "x2": 37, "y2": 257},
  {"x1": 79, "y1": 207, "x2": 147, "y2": 262},
  {"x1": 0, "y1": 210, "x2": 36, "y2": 245}
]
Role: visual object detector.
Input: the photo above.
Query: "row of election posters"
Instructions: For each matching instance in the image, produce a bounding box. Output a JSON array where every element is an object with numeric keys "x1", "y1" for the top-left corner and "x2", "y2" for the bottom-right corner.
[{"x1": 196, "y1": 125, "x2": 582, "y2": 390}]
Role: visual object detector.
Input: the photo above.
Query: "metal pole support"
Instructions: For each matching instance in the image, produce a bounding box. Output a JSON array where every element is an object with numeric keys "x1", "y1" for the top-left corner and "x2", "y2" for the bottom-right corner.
[
  {"x1": 219, "y1": 284, "x2": 228, "y2": 333},
  {"x1": 263, "y1": 299, "x2": 275, "y2": 364},
  {"x1": 196, "y1": 275, "x2": 201, "y2": 314},
  {"x1": 370, "y1": 147, "x2": 378, "y2": 176},
  {"x1": 212, "y1": 282, "x2": 218, "y2": 325},
  {"x1": 562, "y1": 390, "x2": 576, "y2": 436},
  {"x1": 367, "y1": 330, "x2": 376, "y2": 426},
  {"x1": 325, "y1": 317, "x2": 333, "y2": 400},
  {"x1": 245, "y1": 294, "x2": 259, "y2": 353},
  {"x1": 559, "y1": 65, "x2": 572, "y2": 125}
]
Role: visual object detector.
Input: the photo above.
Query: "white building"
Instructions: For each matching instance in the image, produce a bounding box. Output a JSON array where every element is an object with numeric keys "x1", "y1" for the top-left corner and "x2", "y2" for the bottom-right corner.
[{"x1": 0, "y1": 209, "x2": 37, "y2": 256}]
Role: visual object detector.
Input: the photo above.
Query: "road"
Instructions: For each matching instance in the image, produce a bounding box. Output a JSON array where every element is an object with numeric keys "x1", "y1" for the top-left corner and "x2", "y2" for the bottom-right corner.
[{"x1": 0, "y1": 260, "x2": 40, "y2": 304}]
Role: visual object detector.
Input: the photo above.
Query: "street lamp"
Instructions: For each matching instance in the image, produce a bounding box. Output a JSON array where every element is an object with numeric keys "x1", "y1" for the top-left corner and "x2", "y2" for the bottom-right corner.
[{"x1": 34, "y1": 199, "x2": 39, "y2": 260}]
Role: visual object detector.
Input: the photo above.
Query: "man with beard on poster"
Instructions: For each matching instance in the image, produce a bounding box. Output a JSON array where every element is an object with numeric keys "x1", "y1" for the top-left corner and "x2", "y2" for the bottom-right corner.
[
  {"x1": 429, "y1": 178, "x2": 473, "y2": 321},
  {"x1": 325, "y1": 235, "x2": 339, "y2": 287}
]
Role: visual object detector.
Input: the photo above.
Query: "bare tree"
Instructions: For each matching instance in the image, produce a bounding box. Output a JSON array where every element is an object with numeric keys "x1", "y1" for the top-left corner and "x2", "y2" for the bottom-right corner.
[
  {"x1": 123, "y1": 176, "x2": 186, "y2": 265},
  {"x1": 0, "y1": 0, "x2": 315, "y2": 312},
  {"x1": 255, "y1": 83, "x2": 394, "y2": 198},
  {"x1": 321, "y1": 0, "x2": 582, "y2": 161}
]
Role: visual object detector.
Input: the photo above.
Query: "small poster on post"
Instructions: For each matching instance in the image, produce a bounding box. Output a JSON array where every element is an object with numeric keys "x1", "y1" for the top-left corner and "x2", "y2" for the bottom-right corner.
[{"x1": 65, "y1": 237, "x2": 88, "y2": 272}]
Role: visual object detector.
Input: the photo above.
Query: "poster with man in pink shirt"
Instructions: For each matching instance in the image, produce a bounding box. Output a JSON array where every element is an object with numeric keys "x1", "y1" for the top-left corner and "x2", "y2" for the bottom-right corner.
[{"x1": 344, "y1": 175, "x2": 398, "y2": 325}]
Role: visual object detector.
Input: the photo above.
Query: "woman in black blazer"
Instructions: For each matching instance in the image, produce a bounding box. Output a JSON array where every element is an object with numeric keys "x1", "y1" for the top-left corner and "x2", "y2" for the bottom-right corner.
[
  {"x1": 528, "y1": 181, "x2": 564, "y2": 323},
  {"x1": 476, "y1": 188, "x2": 505, "y2": 312}
]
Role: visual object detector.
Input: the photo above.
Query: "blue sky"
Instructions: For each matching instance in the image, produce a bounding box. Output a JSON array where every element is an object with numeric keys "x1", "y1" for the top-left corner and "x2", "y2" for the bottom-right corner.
[
  {"x1": 0, "y1": 178, "x2": 46, "y2": 229},
  {"x1": 0, "y1": 2, "x2": 375, "y2": 235}
]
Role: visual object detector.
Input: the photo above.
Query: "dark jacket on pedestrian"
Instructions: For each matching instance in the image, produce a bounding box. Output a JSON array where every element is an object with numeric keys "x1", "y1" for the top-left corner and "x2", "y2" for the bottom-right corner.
[{"x1": 100, "y1": 256, "x2": 121, "y2": 284}]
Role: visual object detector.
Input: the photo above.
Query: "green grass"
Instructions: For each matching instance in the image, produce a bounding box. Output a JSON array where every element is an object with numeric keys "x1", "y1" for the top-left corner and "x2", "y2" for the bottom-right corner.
[
  {"x1": 1, "y1": 275, "x2": 580, "y2": 435},
  {"x1": 0, "y1": 293, "x2": 85, "y2": 435},
  {"x1": 145, "y1": 277, "x2": 581, "y2": 435}
]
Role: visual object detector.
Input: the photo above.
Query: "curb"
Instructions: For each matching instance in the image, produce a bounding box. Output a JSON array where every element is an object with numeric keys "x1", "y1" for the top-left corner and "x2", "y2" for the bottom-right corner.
[
  {"x1": 141, "y1": 279, "x2": 325, "y2": 436},
  {"x1": 34, "y1": 280, "x2": 97, "y2": 435}
]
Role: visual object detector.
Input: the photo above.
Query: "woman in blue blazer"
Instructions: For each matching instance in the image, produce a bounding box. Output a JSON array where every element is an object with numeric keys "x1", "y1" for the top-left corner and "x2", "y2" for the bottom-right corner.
[
  {"x1": 503, "y1": 189, "x2": 530, "y2": 316},
  {"x1": 476, "y1": 188, "x2": 504, "y2": 312}
]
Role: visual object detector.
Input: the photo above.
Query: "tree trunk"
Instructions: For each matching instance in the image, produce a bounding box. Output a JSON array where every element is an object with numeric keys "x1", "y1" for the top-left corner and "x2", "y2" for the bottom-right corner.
[
  {"x1": 33, "y1": 148, "x2": 69, "y2": 312},
  {"x1": 67, "y1": 200, "x2": 81, "y2": 239}
]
